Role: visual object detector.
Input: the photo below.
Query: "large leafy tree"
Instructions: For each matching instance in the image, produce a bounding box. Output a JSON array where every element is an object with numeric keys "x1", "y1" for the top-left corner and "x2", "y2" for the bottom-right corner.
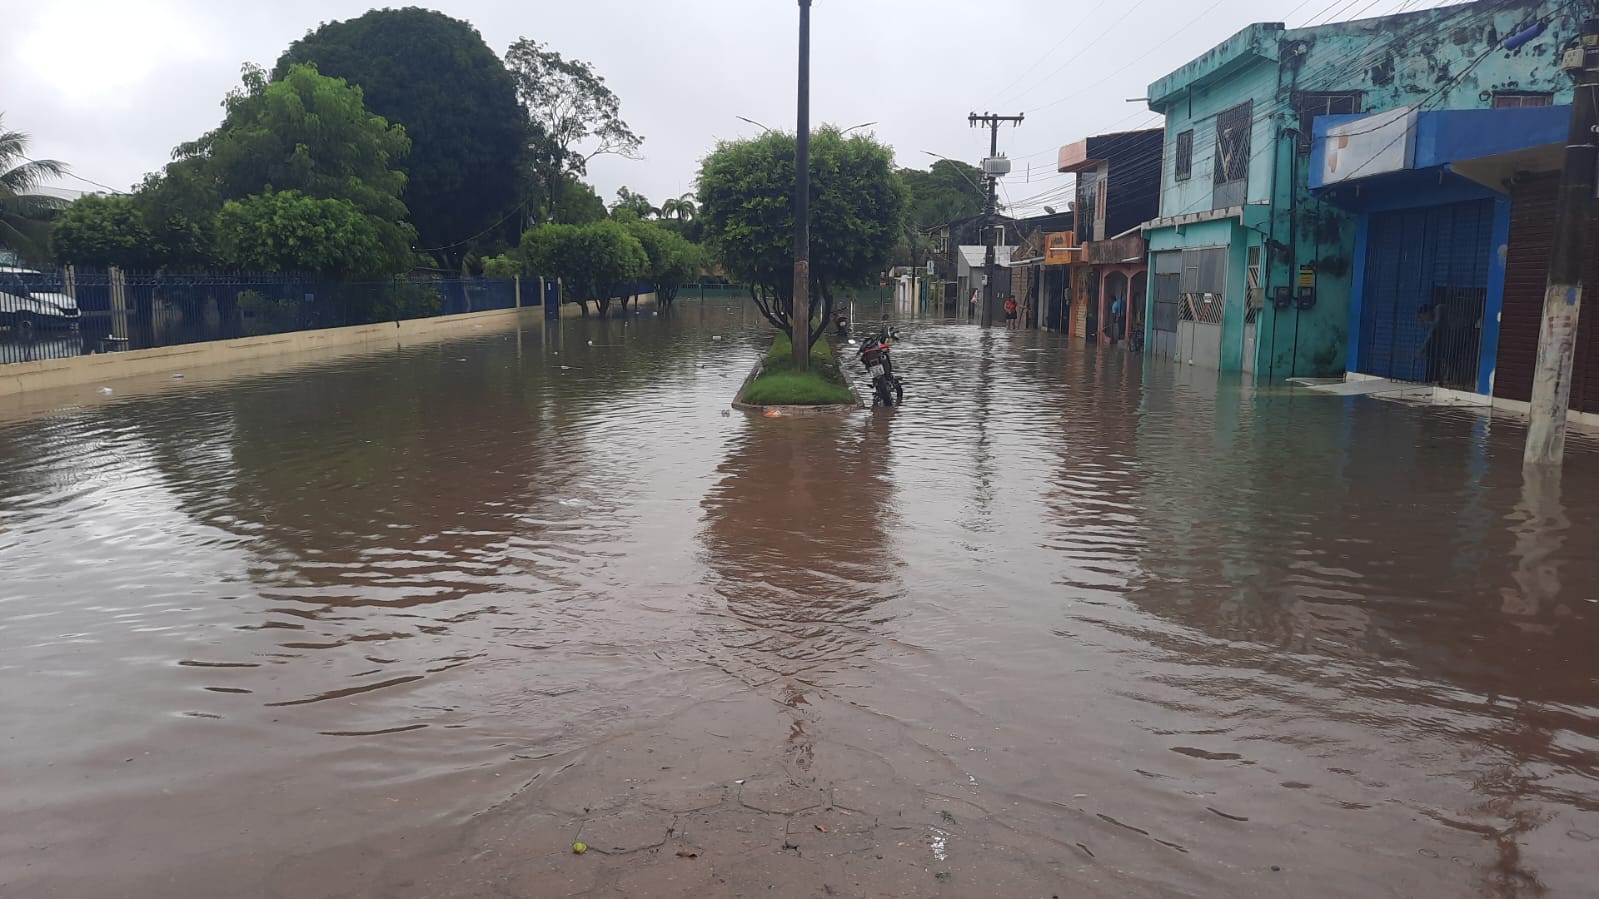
[
  {"x1": 275, "y1": 8, "x2": 529, "y2": 263},
  {"x1": 0, "y1": 116, "x2": 67, "y2": 265},
  {"x1": 214, "y1": 190, "x2": 395, "y2": 277},
  {"x1": 698, "y1": 126, "x2": 906, "y2": 348},
  {"x1": 519, "y1": 220, "x2": 646, "y2": 317},
  {"x1": 51, "y1": 195, "x2": 156, "y2": 270},
  {"x1": 900, "y1": 159, "x2": 984, "y2": 230},
  {"x1": 167, "y1": 62, "x2": 416, "y2": 273},
  {"x1": 505, "y1": 38, "x2": 642, "y2": 220}
]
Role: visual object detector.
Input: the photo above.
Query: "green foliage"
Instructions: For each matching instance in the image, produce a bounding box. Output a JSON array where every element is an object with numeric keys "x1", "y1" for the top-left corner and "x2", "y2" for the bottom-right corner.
[
  {"x1": 899, "y1": 159, "x2": 984, "y2": 230},
  {"x1": 195, "y1": 63, "x2": 411, "y2": 222},
  {"x1": 0, "y1": 115, "x2": 67, "y2": 265},
  {"x1": 505, "y1": 38, "x2": 642, "y2": 178},
  {"x1": 610, "y1": 186, "x2": 656, "y2": 220},
  {"x1": 697, "y1": 126, "x2": 907, "y2": 344},
  {"x1": 50, "y1": 195, "x2": 154, "y2": 270},
  {"x1": 275, "y1": 8, "x2": 529, "y2": 260},
  {"x1": 659, "y1": 193, "x2": 696, "y2": 221},
  {"x1": 482, "y1": 253, "x2": 522, "y2": 278},
  {"x1": 622, "y1": 220, "x2": 700, "y2": 305},
  {"x1": 214, "y1": 190, "x2": 395, "y2": 277},
  {"x1": 550, "y1": 174, "x2": 607, "y2": 225},
  {"x1": 741, "y1": 332, "x2": 855, "y2": 406},
  {"x1": 519, "y1": 219, "x2": 647, "y2": 315}
]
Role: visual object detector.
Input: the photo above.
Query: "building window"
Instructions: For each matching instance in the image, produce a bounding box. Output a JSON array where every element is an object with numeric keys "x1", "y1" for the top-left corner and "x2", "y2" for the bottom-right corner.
[
  {"x1": 1175, "y1": 130, "x2": 1194, "y2": 181},
  {"x1": 1213, "y1": 101, "x2": 1252, "y2": 208},
  {"x1": 1294, "y1": 91, "x2": 1361, "y2": 152},
  {"x1": 1492, "y1": 91, "x2": 1553, "y2": 109},
  {"x1": 1077, "y1": 175, "x2": 1099, "y2": 243}
]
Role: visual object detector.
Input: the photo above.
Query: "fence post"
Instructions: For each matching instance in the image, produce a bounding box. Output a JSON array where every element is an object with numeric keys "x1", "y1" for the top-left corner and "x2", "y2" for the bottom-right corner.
[
  {"x1": 514, "y1": 274, "x2": 522, "y2": 309},
  {"x1": 109, "y1": 267, "x2": 129, "y2": 347}
]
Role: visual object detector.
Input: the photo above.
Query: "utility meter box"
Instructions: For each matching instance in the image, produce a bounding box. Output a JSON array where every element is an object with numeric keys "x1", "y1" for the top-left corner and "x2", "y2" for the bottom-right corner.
[{"x1": 982, "y1": 156, "x2": 1011, "y2": 177}]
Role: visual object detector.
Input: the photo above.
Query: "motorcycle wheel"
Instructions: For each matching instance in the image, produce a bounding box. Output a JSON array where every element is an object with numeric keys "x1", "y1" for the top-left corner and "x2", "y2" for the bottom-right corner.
[
  {"x1": 892, "y1": 379, "x2": 904, "y2": 406},
  {"x1": 875, "y1": 379, "x2": 895, "y2": 407}
]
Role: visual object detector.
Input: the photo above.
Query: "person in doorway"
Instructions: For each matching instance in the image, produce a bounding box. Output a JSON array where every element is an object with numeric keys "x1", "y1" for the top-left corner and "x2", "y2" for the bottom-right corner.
[
  {"x1": 1110, "y1": 295, "x2": 1125, "y2": 343},
  {"x1": 1004, "y1": 296, "x2": 1019, "y2": 329},
  {"x1": 1415, "y1": 304, "x2": 1444, "y2": 382}
]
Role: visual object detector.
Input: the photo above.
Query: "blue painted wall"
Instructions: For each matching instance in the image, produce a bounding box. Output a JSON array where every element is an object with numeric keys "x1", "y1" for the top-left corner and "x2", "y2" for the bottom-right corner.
[{"x1": 1144, "y1": 0, "x2": 1586, "y2": 379}]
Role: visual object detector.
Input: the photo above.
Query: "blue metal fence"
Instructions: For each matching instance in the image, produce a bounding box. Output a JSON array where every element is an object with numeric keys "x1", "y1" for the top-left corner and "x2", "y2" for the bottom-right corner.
[{"x1": 0, "y1": 269, "x2": 535, "y2": 366}]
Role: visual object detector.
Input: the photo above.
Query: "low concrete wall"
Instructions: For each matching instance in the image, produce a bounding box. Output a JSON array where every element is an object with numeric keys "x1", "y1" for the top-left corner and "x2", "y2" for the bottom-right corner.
[{"x1": 0, "y1": 306, "x2": 532, "y2": 401}]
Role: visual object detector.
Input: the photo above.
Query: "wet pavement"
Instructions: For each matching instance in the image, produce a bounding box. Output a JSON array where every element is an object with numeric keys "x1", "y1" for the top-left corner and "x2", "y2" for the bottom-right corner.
[{"x1": 2, "y1": 301, "x2": 1598, "y2": 898}]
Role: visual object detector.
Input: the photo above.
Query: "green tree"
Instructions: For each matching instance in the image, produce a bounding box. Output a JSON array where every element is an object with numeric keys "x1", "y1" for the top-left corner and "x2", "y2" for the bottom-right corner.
[
  {"x1": 481, "y1": 253, "x2": 522, "y2": 278},
  {"x1": 610, "y1": 186, "x2": 656, "y2": 220},
  {"x1": 519, "y1": 220, "x2": 646, "y2": 317},
  {"x1": 0, "y1": 116, "x2": 67, "y2": 265},
  {"x1": 505, "y1": 38, "x2": 642, "y2": 220},
  {"x1": 698, "y1": 126, "x2": 906, "y2": 348},
  {"x1": 166, "y1": 63, "x2": 416, "y2": 274},
  {"x1": 659, "y1": 193, "x2": 696, "y2": 221},
  {"x1": 549, "y1": 174, "x2": 607, "y2": 225},
  {"x1": 214, "y1": 190, "x2": 395, "y2": 277},
  {"x1": 899, "y1": 159, "x2": 984, "y2": 230},
  {"x1": 623, "y1": 220, "x2": 699, "y2": 308},
  {"x1": 132, "y1": 158, "x2": 221, "y2": 268},
  {"x1": 50, "y1": 194, "x2": 155, "y2": 270},
  {"x1": 275, "y1": 8, "x2": 530, "y2": 264}
]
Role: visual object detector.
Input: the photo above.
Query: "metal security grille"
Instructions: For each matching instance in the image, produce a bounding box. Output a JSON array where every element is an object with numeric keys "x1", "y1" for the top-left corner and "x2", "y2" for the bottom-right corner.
[
  {"x1": 1180, "y1": 247, "x2": 1228, "y2": 324},
  {"x1": 1357, "y1": 199, "x2": 1493, "y2": 391},
  {"x1": 1213, "y1": 101, "x2": 1252, "y2": 208}
]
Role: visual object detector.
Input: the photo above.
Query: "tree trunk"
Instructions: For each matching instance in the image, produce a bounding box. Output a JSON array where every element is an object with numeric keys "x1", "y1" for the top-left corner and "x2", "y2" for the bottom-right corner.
[{"x1": 597, "y1": 296, "x2": 612, "y2": 317}]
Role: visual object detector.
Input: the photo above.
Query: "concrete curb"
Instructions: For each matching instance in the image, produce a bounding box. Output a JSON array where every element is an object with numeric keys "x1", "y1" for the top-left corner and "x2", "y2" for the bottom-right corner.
[
  {"x1": 0, "y1": 307, "x2": 533, "y2": 399},
  {"x1": 731, "y1": 340, "x2": 865, "y2": 415}
]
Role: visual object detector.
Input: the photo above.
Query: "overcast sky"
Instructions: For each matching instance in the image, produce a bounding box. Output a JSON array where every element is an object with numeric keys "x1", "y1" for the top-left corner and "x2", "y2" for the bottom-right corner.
[{"x1": 4, "y1": 0, "x2": 1459, "y2": 218}]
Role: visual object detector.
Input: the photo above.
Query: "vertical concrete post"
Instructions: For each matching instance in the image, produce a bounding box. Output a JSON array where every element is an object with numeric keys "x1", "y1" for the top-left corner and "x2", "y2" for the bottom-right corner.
[
  {"x1": 514, "y1": 274, "x2": 522, "y2": 309},
  {"x1": 1525, "y1": 20, "x2": 1599, "y2": 467}
]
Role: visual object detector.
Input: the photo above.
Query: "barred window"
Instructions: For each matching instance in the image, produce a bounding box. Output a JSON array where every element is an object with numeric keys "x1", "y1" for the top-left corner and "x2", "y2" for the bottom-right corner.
[
  {"x1": 1213, "y1": 102, "x2": 1252, "y2": 186},
  {"x1": 1294, "y1": 91, "x2": 1361, "y2": 152},
  {"x1": 1175, "y1": 130, "x2": 1194, "y2": 181}
]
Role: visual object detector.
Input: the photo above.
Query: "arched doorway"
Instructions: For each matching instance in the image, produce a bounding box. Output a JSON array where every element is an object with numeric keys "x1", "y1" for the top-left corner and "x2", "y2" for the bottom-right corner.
[{"x1": 1129, "y1": 270, "x2": 1148, "y2": 346}]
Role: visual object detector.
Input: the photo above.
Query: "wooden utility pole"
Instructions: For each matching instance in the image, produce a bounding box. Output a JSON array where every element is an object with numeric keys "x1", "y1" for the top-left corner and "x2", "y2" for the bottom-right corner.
[
  {"x1": 970, "y1": 112, "x2": 1023, "y2": 328},
  {"x1": 1525, "y1": 18, "x2": 1599, "y2": 467},
  {"x1": 791, "y1": 0, "x2": 814, "y2": 371}
]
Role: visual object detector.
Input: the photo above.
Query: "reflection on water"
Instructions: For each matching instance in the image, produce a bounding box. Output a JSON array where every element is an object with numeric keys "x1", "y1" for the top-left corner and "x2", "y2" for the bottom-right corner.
[{"x1": 1, "y1": 302, "x2": 1598, "y2": 897}]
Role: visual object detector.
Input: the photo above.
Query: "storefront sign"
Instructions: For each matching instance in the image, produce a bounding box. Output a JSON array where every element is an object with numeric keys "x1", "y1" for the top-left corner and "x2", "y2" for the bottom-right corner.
[
  {"x1": 1044, "y1": 232, "x2": 1077, "y2": 265},
  {"x1": 1321, "y1": 105, "x2": 1418, "y2": 185}
]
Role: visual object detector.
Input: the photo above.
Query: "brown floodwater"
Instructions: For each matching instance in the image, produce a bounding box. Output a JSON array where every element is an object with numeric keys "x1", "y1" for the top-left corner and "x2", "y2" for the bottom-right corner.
[{"x1": 2, "y1": 301, "x2": 1598, "y2": 898}]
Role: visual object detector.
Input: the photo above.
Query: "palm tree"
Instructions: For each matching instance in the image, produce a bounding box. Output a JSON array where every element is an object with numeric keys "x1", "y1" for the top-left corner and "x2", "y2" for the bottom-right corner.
[
  {"x1": 0, "y1": 115, "x2": 68, "y2": 264},
  {"x1": 661, "y1": 192, "x2": 696, "y2": 222}
]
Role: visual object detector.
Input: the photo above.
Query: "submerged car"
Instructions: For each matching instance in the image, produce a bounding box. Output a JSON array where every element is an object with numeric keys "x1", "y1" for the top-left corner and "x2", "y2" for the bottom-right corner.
[{"x1": 0, "y1": 266, "x2": 81, "y2": 330}]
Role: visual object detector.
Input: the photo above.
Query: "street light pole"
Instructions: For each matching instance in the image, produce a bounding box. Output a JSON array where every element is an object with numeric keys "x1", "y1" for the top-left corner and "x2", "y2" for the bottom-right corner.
[{"x1": 792, "y1": 0, "x2": 813, "y2": 372}]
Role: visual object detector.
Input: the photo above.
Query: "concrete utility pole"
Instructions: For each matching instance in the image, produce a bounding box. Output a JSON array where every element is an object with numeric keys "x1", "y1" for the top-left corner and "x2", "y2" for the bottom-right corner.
[
  {"x1": 970, "y1": 112, "x2": 1023, "y2": 328},
  {"x1": 1525, "y1": 18, "x2": 1599, "y2": 467},
  {"x1": 791, "y1": 0, "x2": 814, "y2": 372}
]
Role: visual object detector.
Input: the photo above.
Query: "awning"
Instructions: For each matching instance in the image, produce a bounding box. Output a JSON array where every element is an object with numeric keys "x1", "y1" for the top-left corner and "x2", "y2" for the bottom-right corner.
[{"x1": 1309, "y1": 105, "x2": 1571, "y2": 193}]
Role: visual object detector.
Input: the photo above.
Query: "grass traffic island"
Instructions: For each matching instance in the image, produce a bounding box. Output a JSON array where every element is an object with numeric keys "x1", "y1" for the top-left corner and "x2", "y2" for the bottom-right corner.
[{"x1": 734, "y1": 331, "x2": 861, "y2": 412}]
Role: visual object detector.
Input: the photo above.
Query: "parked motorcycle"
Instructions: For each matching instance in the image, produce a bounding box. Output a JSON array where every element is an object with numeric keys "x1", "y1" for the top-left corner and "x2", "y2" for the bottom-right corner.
[
  {"x1": 835, "y1": 313, "x2": 850, "y2": 339},
  {"x1": 857, "y1": 329, "x2": 904, "y2": 407}
]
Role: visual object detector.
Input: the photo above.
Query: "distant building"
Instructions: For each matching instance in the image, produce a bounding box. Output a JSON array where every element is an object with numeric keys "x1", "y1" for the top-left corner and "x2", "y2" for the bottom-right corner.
[
  {"x1": 1140, "y1": 0, "x2": 1588, "y2": 376},
  {"x1": 1057, "y1": 129, "x2": 1162, "y2": 342}
]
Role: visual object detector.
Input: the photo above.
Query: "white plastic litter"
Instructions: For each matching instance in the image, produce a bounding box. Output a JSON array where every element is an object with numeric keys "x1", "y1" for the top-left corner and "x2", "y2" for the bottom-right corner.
[{"x1": 98, "y1": 387, "x2": 113, "y2": 395}]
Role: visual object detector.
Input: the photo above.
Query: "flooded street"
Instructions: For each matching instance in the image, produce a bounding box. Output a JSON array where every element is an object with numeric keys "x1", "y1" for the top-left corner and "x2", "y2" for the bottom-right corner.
[{"x1": 3, "y1": 302, "x2": 1598, "y2": 898}]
